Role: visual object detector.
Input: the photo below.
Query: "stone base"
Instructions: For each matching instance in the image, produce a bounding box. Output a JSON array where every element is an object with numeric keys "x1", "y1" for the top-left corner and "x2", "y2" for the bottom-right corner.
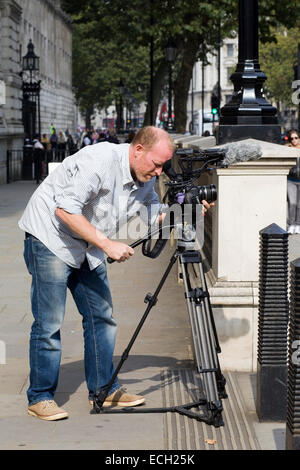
[
  {"x1": 286, "y1": 427, "x2": 300, "y2": 450},
  {"x1": 256, "y1": 362, "x2": 287, "y2": 422},
  {"x1": 216, "y1": 124, "x2": 281, "y2": 145}
]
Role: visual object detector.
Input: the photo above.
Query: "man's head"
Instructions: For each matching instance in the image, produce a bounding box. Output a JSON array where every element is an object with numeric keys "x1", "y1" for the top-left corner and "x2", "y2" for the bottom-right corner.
[{"x1": 129, "y1": 126, "x2": 175, "y2": 182}]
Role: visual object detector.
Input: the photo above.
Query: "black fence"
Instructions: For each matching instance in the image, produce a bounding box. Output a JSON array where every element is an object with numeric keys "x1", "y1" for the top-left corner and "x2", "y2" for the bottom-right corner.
[
  {"x1": 6, "y1": 146, "x2": 78, "y2": 183},
  {"x1": 6, "y1": 150, "x2": 23, "y2": 183}
]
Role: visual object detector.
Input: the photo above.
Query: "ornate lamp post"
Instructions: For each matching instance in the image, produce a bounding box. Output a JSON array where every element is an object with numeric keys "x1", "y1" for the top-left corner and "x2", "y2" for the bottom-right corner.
[
  {"x1": 217, "y1": 0, "x2": 281, "y2": 144},
  {"x1": 164, "y1": 39, "x2": 177, "y2": 132},
  {"x1": 21, "y1": 39, "x2": 41, "y2": 142}
]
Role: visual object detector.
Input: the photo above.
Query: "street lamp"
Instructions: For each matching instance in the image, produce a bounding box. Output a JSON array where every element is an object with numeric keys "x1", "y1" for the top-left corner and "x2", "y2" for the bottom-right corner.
[
  {"x1": 164, "y1": 39, "x2": 177, "y2": 132},
  {"x1": 218, "y1": 0, "x2": 281, "y2": 144},
  {"x1": 21, "y1": 39, "x2": 41, "y2": 142}
]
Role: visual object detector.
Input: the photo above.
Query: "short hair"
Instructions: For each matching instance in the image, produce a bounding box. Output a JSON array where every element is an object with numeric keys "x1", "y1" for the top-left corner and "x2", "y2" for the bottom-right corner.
[{"x1": 131, "y1": 126, "x2": 175, "y2": 152}]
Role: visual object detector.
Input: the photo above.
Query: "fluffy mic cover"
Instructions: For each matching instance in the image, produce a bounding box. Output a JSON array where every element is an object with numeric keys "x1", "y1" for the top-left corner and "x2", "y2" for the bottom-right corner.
[{"x1": 217, "y1": 141, "x2": 263, "y2": 166}]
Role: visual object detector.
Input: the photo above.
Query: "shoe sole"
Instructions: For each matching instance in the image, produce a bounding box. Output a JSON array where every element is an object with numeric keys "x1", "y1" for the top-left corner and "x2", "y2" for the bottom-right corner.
[
  {"x1": 28, "y1": 409, "x2": 69, "y2": 421},
  {"x1": 89, "y1": 398, "x2": 145, "y2": 408}
]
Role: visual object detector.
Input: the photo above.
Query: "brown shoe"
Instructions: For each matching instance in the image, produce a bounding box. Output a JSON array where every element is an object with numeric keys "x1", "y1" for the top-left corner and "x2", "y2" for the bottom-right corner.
[
  {"x1": 28, "y1": 400, "x2": 68, "y2": 421},
  {"x1": 90, "y1": 388, "x2": 145, "y2": 408}
]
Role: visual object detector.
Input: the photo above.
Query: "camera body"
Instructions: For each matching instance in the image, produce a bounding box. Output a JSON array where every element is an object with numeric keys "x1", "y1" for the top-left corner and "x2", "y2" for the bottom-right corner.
[{"x1": 164, "y1": 147, "x2": 225, "y2": 207}]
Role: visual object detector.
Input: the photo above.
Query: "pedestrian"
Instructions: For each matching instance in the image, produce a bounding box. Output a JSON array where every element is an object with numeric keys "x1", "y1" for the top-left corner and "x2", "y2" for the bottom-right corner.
[
  {"x1": 19, "y1": 127, "x2": 176, "y2": 420},
  {"x1": 97, "y1": 132, "x2": 106, "y2": 143},
  {"x1": 50, "y1": 129, "x2": 58, "y2": 161},
  {"x1": 67, "y1": 134, "x2": 77, "y2": 155},
  {"x1": 82, "y1": 131, "x2": 92, "y2": 147},
  {"x1": 32, "y1": 136, "x2": 45, "y2": 184},
  {"x1": 57, "y1": 131, "x2": 67, "y2": 160},
  {"x1": 41, "y1": 133, "x2": 50, "y2": 151},
  {"x1": 286, "y1": 130, "x2": 300, "y2": 149},
  {"x1": 106, "y1": 129, "x2": 119, "y2": 144},
  {"x1": 125, "y1": 130, "x2": 136, "y2": 143},
  {"x1": 286, "y1": 130, "x2": 300, "y2": 234}
]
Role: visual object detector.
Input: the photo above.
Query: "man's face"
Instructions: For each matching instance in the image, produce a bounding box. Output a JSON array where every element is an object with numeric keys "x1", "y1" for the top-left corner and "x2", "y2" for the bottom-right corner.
[{"x1": 131, "y1": 139, "x2": 173, "y2": 183}]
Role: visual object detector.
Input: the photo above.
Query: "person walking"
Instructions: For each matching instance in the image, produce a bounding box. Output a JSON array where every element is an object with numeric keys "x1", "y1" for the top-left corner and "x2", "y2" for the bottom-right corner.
[
  {"x1": 50, "y1": 130, "x2": 58, "y2": 161},
  {"x1": 19, "y1": 126, "x2": 195, "y2": 421},
  {"x1": 286, "y1": 130, "x2": 300, "y2": 149},
  {"x1": 286, "y1": 130, "x2": 300, "y2": 234},
  {"x1": 32, "y1": 136, "x2": 45, "y2": 184},
  {"x1": 57, "y1": 131, "x2": 67, "y2": 160}
]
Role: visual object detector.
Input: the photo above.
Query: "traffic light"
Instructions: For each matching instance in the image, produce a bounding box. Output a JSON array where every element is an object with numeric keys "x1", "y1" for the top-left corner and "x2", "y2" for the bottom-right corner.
[{"x1": 211, "y1": 94, "x2": 220, "y2": 116}]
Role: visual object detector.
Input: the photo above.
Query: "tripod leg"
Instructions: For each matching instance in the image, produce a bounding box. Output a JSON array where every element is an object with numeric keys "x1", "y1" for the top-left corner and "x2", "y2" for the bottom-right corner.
[
  {"x1": 93, "y1": 249, "x2": 179, "y2": 412},
  {"x1": 180, "y1": 252, "x2": 225, "y2": 426},
  {"x1": 181, "y1": 260, "x2": 219, "y2": 401},
  {"x1": 197, "y1": 261, "x2": 227, "y2": 398}
]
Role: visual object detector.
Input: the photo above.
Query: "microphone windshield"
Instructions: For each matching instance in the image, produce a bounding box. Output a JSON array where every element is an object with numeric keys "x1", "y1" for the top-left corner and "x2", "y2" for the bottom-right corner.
[{"x1": 217, "y1": 141, "x2": 263, "y2": 166}]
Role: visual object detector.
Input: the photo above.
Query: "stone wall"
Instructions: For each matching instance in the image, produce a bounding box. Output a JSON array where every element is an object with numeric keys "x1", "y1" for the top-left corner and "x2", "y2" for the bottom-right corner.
[
  {"x1": 0, "y1": 0, "x2": 24, "y2": 183},
  {"x1": 20, "y1": 0, "x2": 76, "y2": 137},
  {"x1": 0, "y1": 0, "x2": 76, "y2": 184}
]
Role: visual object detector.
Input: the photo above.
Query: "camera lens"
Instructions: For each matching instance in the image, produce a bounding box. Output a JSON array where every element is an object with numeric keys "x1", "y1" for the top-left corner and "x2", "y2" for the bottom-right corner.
[{"x1": 197, "y1": 184, "x2": 217, "y2": 203}]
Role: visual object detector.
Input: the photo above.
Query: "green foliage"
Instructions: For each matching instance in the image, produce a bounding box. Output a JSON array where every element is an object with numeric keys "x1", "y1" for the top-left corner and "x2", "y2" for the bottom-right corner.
[
  {"x1": 61, "y1": 0, "x2": 300, "y2": 130},
  {"x1": 260, "y1": 27, "x2": 300, "y2": 106}
]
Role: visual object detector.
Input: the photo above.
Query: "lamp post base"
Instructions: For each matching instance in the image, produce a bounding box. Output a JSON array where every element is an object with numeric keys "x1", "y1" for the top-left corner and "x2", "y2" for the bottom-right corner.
[{"x1": 216, "y1": 124, "x2": 281, "y2": 145}]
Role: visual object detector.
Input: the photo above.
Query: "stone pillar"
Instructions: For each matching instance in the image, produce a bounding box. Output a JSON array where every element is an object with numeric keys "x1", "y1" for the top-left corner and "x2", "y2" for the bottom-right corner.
[
  {"x1": 286, "y1": 259, "x2": 300, "y2": 450},
  {"x1": 256, "y1": 224, "x2": 288, "y2": 421},
  {"x1": 203, "y1": 139, "x2": 298, "y2": 370}
]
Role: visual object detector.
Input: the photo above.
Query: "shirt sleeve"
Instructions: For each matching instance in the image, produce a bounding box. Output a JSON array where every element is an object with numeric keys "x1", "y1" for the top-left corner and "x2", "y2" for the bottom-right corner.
[
  {"x1": 140, "y1": 179, "x2": 164, "y2": 225},
  {"x1": 53, "y1": 152, "x2": 102, "y2": 214}
]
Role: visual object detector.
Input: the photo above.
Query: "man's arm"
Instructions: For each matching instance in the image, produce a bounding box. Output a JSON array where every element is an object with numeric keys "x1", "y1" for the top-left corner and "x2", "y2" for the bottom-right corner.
[{"x1": 56, "y1": 208, "x2": 134, "y2": 263}]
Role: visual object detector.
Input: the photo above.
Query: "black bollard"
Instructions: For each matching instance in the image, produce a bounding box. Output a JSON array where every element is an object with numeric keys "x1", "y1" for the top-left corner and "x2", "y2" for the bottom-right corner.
[
  {"x1": 256, "y1": 223, "x2": 289, "y2": 421},
  {"x1": 286, "y1": 258, "x2": 300, "y2": 450}
]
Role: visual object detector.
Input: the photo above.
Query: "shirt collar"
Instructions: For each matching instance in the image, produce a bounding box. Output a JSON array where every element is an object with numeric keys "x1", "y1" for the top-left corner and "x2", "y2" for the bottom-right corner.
[{"x1": 120, "y1": 144, "x2": 144, "y2": 189}]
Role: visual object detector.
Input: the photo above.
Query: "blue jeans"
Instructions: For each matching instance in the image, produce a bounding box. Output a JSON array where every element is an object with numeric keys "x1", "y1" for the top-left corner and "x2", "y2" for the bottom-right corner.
[{"x1": 23, "y1": 235, "x2": 119, "y2": 405}]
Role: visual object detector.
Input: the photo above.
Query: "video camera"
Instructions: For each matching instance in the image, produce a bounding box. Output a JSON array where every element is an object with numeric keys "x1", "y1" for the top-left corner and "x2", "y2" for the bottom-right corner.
[
  {"x1": 141, "y1": 147, "x2": 226, "y2": 259},
  {"x1": 163, "y1": 146, "x2": 226, "y2": 207}
]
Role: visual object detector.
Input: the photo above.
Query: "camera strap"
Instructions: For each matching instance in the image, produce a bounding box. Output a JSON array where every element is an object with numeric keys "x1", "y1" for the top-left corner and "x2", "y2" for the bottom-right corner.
[{"x1": 142, "y1": 237, "x2": 168, "y2": 259}]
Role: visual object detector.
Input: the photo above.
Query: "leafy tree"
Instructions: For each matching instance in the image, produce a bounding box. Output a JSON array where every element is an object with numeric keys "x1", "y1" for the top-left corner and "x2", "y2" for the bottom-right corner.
[
  {"x1": 62, "y1": 0, "x2": 300, "y2": 132},
  {"x1": 259, "y1": 27, "x2": 300, "y2": 110}
]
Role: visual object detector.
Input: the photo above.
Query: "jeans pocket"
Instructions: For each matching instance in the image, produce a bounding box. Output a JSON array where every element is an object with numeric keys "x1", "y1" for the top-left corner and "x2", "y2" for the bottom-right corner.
[{"x1": 23, "y1": 239, "x2": 32, "y2": 274}]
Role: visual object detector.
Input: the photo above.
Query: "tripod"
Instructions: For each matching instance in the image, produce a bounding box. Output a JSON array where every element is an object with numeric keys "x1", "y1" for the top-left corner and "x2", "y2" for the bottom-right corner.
[{"x1": 92, "y1": 229, "x2": 227, "y2": 428}]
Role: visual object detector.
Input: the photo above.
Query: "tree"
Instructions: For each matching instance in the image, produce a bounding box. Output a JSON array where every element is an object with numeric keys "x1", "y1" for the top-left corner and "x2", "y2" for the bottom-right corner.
[
  {"x1": 259, "y1": 27, "x2": 300, "y2": 108},
  {"x1": 62, "y1": 0, "x2": 300, "y2": 132}
]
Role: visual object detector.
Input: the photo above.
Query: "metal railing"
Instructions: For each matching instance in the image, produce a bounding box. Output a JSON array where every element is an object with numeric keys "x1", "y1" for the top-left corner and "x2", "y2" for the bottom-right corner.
[
  {"x1": 6, "y1": 150, "x2": 23, "y2": 183},
  {"x1": 6, "y1": 145, "x2": 78, "y2": 183}
]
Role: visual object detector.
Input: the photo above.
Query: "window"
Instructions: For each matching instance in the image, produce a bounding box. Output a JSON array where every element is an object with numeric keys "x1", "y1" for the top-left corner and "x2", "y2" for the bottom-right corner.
[{"x1": 227, "y1": 44, "x2": 234, "y2": 57}]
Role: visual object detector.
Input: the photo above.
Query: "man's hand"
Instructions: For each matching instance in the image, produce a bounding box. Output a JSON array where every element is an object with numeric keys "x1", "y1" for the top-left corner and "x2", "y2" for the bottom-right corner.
[
  {"x1": 101, "y1": 239, "x2": 134, "y2": 263},
  {"x1": 201, "y1": 200, "x2": 215, "y2": 216},
  {"x1": 55, "y1": 209, "x2": 134, "y2": 262}
]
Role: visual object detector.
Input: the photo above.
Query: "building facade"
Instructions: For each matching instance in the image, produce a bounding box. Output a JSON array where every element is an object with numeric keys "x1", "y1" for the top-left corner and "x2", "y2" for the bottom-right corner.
[
  {"x1": 0, "y1": 0, "x2": 75, "y2": 184},
  {"x1": 187, "y1": 37, "x2": 238, "y2": 135}
]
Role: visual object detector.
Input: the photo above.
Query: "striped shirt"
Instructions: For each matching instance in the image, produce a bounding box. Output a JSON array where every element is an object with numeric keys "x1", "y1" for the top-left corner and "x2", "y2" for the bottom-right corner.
[{"x1": 18, "y1": 142, "x2": 161, "y2": 269}]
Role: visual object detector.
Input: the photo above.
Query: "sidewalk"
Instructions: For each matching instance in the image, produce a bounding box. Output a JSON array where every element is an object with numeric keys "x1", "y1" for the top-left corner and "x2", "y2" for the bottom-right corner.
[{"x1": 0, "y1": 181, "x2": 297, "y2": 451}]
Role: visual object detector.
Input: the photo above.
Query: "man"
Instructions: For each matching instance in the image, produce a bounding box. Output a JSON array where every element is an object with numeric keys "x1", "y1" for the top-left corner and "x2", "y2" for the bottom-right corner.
[
  {"x1": 32, "y1": 136, "x2": 45, "y2": 184},
  {"x1": 19, "y1": 126, "x2": 176, "y2": 421}
]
